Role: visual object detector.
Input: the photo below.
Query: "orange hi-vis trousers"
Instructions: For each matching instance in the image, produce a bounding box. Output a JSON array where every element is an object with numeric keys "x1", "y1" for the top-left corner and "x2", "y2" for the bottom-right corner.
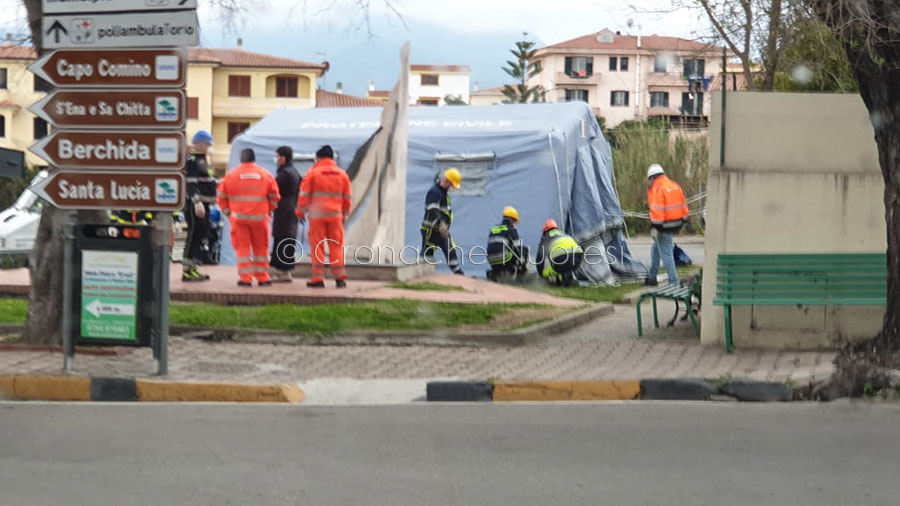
[
  {"x1": 231, "y1": 218, "x2": 271, "y2": 284},
  {"x1": 308, "y1": 216, "x2": 346, "y2": 283}
]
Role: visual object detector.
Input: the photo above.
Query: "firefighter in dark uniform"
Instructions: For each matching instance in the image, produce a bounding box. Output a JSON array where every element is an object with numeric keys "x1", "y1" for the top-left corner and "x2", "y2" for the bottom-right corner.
[
  {"x1": 486, "y1": 206, "x2": 528, "y2": 283},
  {"x1": 182, "y1": 130, "x2": 217, "y2": 282},
  {"x1": 110, "y1": 210, "x2": 153, "y2": 225},
  {"x1": 421, "y1": 168, "x2": 463, "y2": 275},
  {"x1": 536, "y1": 219, "x2": 584, "y2": 286}
]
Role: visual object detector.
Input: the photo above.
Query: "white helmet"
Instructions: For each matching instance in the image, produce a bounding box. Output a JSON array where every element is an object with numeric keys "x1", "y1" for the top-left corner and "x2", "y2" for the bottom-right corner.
[{"x1": 647, "y1": 163, "x2": 665, "y2": 178}]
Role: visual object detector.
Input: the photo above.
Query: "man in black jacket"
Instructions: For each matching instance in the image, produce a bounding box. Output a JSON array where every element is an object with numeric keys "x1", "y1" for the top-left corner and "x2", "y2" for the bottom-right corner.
[
  {"x1": 270, "y1": 145, "x2": 302, "y2": 282},
  {"x1": 182, "y1": 130, "x2": 216, "y2": 282}
]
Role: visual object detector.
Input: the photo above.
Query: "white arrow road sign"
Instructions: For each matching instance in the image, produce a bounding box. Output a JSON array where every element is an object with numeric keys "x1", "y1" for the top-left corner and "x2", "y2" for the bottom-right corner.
[
  {"x1": 42, "y1": 11, "x2": 199, "y2": 49},
  {"x1": 85, "y1": 299, "x2": 136, "y2": 318},
  {"x1": 44, "y1": 0, "x2": 198, "y2": 14}
]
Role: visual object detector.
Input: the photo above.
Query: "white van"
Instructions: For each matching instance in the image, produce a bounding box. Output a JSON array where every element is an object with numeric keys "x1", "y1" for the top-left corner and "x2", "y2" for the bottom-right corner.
[{"x1": 0, "y1": 170, "x2": 48, "y2": 259}]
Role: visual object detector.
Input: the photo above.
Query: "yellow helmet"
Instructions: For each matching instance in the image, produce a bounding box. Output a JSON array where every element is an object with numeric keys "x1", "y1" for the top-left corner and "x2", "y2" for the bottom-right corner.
[
  {"x1": 502, "y1": 206, "x2": 519, "y2": 222},
  {"x1": 444, "y1": 167, "x2": 461, "y2": 189}
]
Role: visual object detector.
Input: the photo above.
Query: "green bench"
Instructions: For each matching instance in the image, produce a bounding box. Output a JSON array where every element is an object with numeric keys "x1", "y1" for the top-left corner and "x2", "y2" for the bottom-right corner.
[
  {"x1": 636, "y1": 283, "x2": 700, "y2": 338},
  {"x1": 713, "y1": 253, "x2": 887, "y2": 353}
]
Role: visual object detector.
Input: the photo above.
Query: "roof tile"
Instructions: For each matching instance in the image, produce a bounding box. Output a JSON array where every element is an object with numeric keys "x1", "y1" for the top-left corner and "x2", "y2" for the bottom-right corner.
[{"x1": 316, "y1": 89, "x2": 383, "y2": 108}]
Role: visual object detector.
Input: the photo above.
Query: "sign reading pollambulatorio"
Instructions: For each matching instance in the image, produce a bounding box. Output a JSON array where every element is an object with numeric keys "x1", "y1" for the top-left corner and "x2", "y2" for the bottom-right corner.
[
  {"x1": 28, "y1": 48, "x2": 186, "y2": 88},
  {"x1": 42, "y1": 11, "x2": 199, "y2": 49},
  {"x1": 29, "y1": 89, "x2": 186, "y2": 129},
  {"x1": 29, "y1": 130, "x2": 185, "y2": 170}
]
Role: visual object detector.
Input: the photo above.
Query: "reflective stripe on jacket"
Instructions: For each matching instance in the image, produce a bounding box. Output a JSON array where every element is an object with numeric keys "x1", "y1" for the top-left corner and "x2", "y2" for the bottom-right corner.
[
  {"x1": 217, "y1": 162, "x2": 280, "y2": 221},
  {"x1": 647, "y1": 175, "x2": 689, "y2": 231},
  {"x1": 486, "y1": 218, "x2": 521, "y2": 266},
  {"x1": 421, "y1": 183, "x2": 452, "y2": 230},
  {"x1": 297, "y1": 158, "x2": 352, "y2": 219}
]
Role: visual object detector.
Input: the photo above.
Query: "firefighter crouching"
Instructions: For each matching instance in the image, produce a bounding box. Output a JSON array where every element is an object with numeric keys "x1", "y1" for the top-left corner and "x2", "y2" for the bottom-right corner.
[
  {"x1": 536, "y1": 219, "x2": 584, "y2": 286},
  {"x1": 217, "y1": 148, "x2": 280, "y2": 287},
  {"x1": 486, "y1": 206, "x2": 529, "y2": 283}
]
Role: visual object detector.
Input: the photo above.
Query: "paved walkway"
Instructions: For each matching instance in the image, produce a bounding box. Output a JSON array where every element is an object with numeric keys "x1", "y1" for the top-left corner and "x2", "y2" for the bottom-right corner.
[
  {"x1": 0, "y1": 268, "x2": 581, "y2": 308},
  {"x1": 0, "y1": 306, "x2": 834, "y2": 384}
]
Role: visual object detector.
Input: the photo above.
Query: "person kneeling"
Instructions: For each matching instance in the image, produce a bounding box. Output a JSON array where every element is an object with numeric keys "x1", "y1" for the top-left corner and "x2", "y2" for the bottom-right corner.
[
  {"x1": 536, "y1": 219, "x2": 583, "y2": 287},
  {"x1": 487, "y1": 206, "x2": 528, "y2": 283}
]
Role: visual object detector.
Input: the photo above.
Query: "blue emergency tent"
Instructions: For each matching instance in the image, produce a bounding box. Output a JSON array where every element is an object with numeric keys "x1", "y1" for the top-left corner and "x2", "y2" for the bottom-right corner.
[{"x1": 225, "y1": 101, "x2": 646, "y2": 282}]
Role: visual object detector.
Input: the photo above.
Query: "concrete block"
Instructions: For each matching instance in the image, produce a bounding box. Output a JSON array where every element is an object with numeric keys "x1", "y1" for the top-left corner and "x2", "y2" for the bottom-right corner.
[
  {"x1": 90, "y1": 377, "x2": 137, "y2": 402},
  {"x1": 640, "y1": 379, "x2": 715, "y2": 400},
  {"x1": 426, "y1": 381, "x2": 493, "y2": 402},
  {"x1": 720, "y1": 379, "x2": 792, "y2": 402}
]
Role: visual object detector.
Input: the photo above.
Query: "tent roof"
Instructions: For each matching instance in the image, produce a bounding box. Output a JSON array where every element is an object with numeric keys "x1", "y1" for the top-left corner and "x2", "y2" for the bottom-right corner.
[{"x1": 240, "y1": 101, "x2": 598, "y2": 140}]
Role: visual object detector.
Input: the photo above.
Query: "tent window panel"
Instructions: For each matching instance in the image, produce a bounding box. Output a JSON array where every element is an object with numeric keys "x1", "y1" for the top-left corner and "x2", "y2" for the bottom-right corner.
[{"x1": 434, "y1": 153, "x2": 496, "y2": 197}]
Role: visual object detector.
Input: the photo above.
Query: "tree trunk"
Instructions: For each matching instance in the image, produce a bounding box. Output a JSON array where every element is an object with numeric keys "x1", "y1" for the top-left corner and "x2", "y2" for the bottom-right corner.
[
  {"x1": 760, "y1": 0, "x2": 783, "y2": 91},
  {"x1": 21, "y1": 0, "x2": 109, "y2": 344}
]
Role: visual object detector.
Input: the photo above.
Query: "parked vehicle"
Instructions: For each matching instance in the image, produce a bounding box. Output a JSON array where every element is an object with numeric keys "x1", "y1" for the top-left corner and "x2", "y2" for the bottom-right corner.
[{"x1": 0, "y1": 170, "x2": 47, "y2": 261}]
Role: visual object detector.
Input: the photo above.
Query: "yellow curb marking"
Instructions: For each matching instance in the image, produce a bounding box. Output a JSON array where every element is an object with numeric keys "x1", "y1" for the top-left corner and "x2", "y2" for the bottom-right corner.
[
  {"x1": 136, "y1": 380, "x2": 305, "y2": 403},
  {"x1": 0, "y1": 376, "x2": 91, "y2": 401},
  {"x1": 493, "y1": 380, "x2": 640, "y2": 401}
]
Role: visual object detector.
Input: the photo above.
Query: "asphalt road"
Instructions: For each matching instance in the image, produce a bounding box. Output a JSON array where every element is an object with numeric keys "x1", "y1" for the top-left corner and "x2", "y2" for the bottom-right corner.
[{"x1": 1, "y1": 402, "x2": 897, "y2": 506}]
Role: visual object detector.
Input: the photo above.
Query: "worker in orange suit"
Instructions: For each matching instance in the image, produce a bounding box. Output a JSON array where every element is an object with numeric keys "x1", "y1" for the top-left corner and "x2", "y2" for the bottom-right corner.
[
  {"x1": 296, "y1": 145, "x2": 352, "y2": 288},
  {"x1": 217, "y1": 148, "x2": 281, "y2": 287}
]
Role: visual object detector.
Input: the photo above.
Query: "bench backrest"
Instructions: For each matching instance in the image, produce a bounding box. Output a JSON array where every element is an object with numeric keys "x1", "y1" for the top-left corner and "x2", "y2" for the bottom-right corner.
[{"x1": 715, "y1": 253, "x2": 886, "y2": 305}]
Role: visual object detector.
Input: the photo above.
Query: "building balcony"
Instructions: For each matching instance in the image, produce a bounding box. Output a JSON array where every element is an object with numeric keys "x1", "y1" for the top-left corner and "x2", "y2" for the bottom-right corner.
[
  {"x1": 555, "y1": 71, "x2": 603, "y2": 86},
  {"x1": 646, "y1": 72, "x2": 690, "y2": 88},
  {"x1": 212, "y1": 96, "x2": 314, "y2": 118},
  {"x1": 648, "y1": 106, "x2": 682, "y2": 117}
]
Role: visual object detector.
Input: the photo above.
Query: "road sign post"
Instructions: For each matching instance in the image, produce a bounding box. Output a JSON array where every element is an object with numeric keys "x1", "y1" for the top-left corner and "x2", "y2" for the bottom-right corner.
[{"x1": 32, "y1": 0, "x2": 194, "y2": 375}]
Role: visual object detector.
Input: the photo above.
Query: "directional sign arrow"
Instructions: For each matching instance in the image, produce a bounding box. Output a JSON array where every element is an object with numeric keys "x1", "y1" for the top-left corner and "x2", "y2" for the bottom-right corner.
[
  {"x1": 85, "y1": 299, "x2": 135, "y2": 318},
  {"x1": 42, "y1": 11, "x2": 199, "y2": 49},
  {"x1": 28, "y1": 48, "x2": 186, "y2": 88},
  {"x1": 29, "y1": 130, "x2": 185, "y2": 170},
  {"x1": 29, "y1": 90, "x2": 186, "y2": 129},
  {"x1": 29, "y1": 170, "x2": 185, "y2": 211},
  {"x1": 46, "y1": 20, "x2": 67, "y2": 44}
]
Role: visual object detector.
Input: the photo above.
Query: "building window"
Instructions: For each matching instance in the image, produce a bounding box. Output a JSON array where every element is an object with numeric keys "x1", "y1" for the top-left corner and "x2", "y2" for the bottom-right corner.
[
  {"x1": 564, "y1": 56, "x2": 593, "y2": 77},
  {"x1": 681, "y1": 92, "x2": 704, "y2": 115},
  {"x1": 33, "y1": 117, "x2": 48, "y2": 140},
  {"x1": 187, "y1": 97, "x2": 199, "y2": 120},
  {"x1": 609, "y1": 57, "x2": 618, "y2": 71},
  {"x1": 228, "y1": 75, "x2": 251, "y2": 97},
  {"x1": 275, "y1": 76, "x2": 298, "y2": 98},
  {"x1": 650, "y1": 92, "x2": 669, "y2": 108},
  {"x1": 421, "y1": 74, "x2": 439, "y2": 86},
  {"x1": 0, "y1": 115, "x2": 5, "y2": 138},
  {"x1": 683, "y1": 58, "x2": 706, "y2": 78},
  {"x1": 417, "y1": 98, "x2": 439, "y2": 106},
  {"x1": 565, "y1": 89, "x2": 589, "y2": 102},
  {"x1": 620, "y1": 57, "x2": 629, "y2": 71},
  {"x1": 0, "y1": 68, "x2": 7, "y2": 89},
  {"x1": 227, "y1": 122, "x2": 251, "y2": 143},
  {"x1": 610, "y1": 91, "x2": 629, "y2": 107},
  {"x1": 34, "y1": 75, "x2": 53, "y2": 93},
  {"x1": 654, "y1": 58, "x2": 667, "y2": 73}
]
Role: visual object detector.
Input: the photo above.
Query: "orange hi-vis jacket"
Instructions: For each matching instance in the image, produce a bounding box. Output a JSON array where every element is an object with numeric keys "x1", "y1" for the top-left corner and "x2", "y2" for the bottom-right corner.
[
  {"x1": 296, "y1": 158, "x2": 351, "y2": 220},
  {"x1": 217, "y1": 162, "x2": 280, "y2": 221},
  {"x1": 647, "y1": 174, "x2": 689, "y2": 232}
]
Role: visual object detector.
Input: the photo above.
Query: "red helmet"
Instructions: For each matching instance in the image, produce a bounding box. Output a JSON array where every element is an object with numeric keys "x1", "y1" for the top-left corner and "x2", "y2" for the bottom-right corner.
[{"x1": 543, "y1": 219, "x2": 559, "y2": 234}]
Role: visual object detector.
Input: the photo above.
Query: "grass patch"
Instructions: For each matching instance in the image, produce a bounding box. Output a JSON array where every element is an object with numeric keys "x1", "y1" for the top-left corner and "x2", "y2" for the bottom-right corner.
[
  {"x1": 0, "y1": 298, "x2": 28, "y2": 324},
  {"x1": 546, "y1": 284, "x2": 643, "y2": 304},
  {"x1": 388, "y1": 281, "x2": 465, "y2": 292},
  {"x1": 1, "y1": 298, "x2": 549, "y2": 335}
]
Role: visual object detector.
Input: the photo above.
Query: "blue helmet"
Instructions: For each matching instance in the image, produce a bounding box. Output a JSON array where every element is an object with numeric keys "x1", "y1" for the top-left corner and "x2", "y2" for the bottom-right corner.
[
  {"x1": 192, "y1": 130, "x2": 213, "y2": 145},
  {"x1": 209, "y1": 206, "x2": 221, "y2": 224}
]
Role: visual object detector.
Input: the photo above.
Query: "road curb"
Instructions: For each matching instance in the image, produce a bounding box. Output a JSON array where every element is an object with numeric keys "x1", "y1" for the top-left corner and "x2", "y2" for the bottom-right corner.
[
  {"x1": 425, "y1": 378, "x2": 799, "y2": 402},
  {"x1": 0, "y1": 375, "x2": 304, "y2": 403}
]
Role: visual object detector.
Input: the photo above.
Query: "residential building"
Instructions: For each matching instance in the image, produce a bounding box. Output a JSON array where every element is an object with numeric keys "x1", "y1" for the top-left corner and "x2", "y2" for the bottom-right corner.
[
  {"x1": 0, "y1": 43, "x2": 53, "y2": 168},
  {"x1": 0, "y1": 42, "x2": 328, "y2": 170},
  {"x1": 527, "y1": 28, "x2": 730, "y2": 127},
  {"x1": 187, "y1": 45, "x2": 327, "y2": 168},
  {"x1": 367, "y1": 64, "x2": 472, "y2": 106},
  {"x1": 469, "y1": 85, "x2": 507, "y2": 106}
]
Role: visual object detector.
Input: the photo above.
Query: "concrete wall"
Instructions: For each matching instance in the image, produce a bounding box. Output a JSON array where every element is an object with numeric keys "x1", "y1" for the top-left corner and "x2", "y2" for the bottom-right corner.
[{"x1": 702, "y1": 92, "x2": 886, "y2": 350}]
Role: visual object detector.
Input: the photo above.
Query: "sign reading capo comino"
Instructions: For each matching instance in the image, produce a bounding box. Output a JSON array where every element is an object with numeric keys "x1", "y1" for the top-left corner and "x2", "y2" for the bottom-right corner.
[{"x1": 29, "y1": 48, "x2": 186, "y2": 88}]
